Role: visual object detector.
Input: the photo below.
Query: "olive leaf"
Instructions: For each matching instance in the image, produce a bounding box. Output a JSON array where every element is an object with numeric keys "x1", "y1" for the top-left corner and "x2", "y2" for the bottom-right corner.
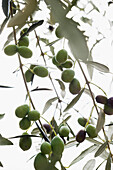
[
  {"x1": 96, "y1": 160, "x2": 106, "y2": 170},
  {"x1": 0, "y1": 17, "x2": 9, "y2": 34},
  {"x1": 42, "y1": 97, "x2": 58, "y2": 114},
  {"x1": 64, "y1": 88, "x2": 84, "y2": 112},
  {"x1": 55, "y1": 79, "x2": 66, "y2": 98},
  {"x1": 31, "y1": 128, "x2": 40, "y2": 135},
  {"x1": 2, "y1": 0, "x2": 10, "y2": 17},
  {"x1": 0, "y1": 114, "x2": 5, "y2": 120},
  {"x1": 105, "y1": 154, "x2": 111, "y2": 170},
  {"x1": 94, "y1": 141, "x2": 107, "y2": 157},
  {"x1": 69, "y1": 144, "x2": 97, "y2": 167},
  {"x1": 20, "y1": 20, "x2": 44, "y2": 39},
  {"x1": 83, "y1": 159, "x2": 96, "y2": 170},
  {"x1": 96, "y1": 109, "x2": 105, "y2": 134},
  {"x1": 86, "y1": 137, "x2": 102, "y2": 145},
  {"x1": 44, "y1": 0, "x2": 89, "y2": 62},
  {"x1": 0, "y1": 134, "x2": 13, "y2": 145},
  {"x1": 0, "y1": 161, "x2": 3, "y2": 167},
  {"x1": 0, "y1": 85, "x2": 13, "y2": 88},
  {"x1": 85, "y1": 61, "x2": 110, "y2": 73}
]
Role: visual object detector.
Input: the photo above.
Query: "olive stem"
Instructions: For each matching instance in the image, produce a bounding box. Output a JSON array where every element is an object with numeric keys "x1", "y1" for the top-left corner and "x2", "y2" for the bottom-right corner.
[
  {"x1": 10, "y1": 0, "x2": 48, "y2": 140},
  {"x1": 77, "y1": 59, "x2": 112, "y2": 157}
]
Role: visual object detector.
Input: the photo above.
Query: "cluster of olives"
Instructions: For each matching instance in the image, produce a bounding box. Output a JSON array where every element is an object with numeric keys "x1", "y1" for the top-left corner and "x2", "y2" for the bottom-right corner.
[
  {"x1": 96, "y1": 95, "x2": 113, "y2": 115},
  {"x1": 15, "y1": 104, "x2": 40, "y2": 130},
  {"x1": 53, "y1": 49, "x2": 81, "y2": 95},
  {"x1": 25, "y1": 64, "x2": 49, "y2": 83},
  {"x1": 34, "y1": 136, "x2": 64, "y2": 170},
  {"x1": 15, "y1": 104, "x2": 40, "y2": 151},
  {"x1": 76, "y1": 117, "x2": 97, "y2": 143},
  {"x1": 4, "y1": 35, "x2": 33, "y2": 59}
]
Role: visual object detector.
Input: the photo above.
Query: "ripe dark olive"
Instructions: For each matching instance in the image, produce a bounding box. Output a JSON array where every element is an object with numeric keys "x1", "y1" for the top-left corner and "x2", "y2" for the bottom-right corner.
[
  {"x1": 43, "y1": 123, "x2": 51, "y2": 133},
  {"x1": 76, "y1": 130, "x2": 86, "y2": 143},
  {"x1": 96, "y1": 95, "x2": 107, "y2": 104},
  {"x1": 107, "y1": 97, "x2": 113, "y2": 108}
]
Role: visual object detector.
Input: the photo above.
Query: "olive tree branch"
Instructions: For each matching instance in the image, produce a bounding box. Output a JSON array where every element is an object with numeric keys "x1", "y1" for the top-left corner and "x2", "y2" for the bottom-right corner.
[{"x1": 77, "y1": 59, "x2": 112, "y2": 157}]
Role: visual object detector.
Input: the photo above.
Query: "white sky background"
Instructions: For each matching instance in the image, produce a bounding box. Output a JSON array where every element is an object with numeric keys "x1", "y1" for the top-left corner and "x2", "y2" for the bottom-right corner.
[{"x1": 1, "y1": 0, "x2": 113, "y2": 170}]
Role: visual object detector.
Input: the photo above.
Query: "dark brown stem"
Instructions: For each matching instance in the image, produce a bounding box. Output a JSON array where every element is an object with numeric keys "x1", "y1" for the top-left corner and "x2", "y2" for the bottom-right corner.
[
  {"x1": 77, "y1": 59, "x2": 112, "y2": 156},
  {"x1": 34, "y1": 30, "x2": 61, "y2": 101}
]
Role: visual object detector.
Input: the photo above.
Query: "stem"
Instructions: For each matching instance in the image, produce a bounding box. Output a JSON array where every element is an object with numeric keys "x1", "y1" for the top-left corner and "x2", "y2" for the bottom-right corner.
[
  {"x1": 10, "y1": 0, "x2": 47, "y2": 139},
  {"x1": 77, "y1": 59, "x2": 112, "y2": 156},
  {"x1": 34, "y1": 30, "x2": 61, "y2": 101}
]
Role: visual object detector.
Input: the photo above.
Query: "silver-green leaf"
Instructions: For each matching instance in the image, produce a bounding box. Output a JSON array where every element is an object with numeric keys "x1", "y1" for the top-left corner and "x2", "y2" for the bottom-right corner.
[
  {"x1": 42, "y1": 97, "x2": 58, "y2": 114},
  {"x1": 0, "y1": 134, "x2": 13, "y2": 145},
  {"x1": 94, "y1": 141, "x2": 107, "y2": 157},
  {"x1": 105, "y1": 154, "x2": 111, "y2": 170},
  {"x1": 64, "y1": 88, "x2": 84, "y2": 112},
  {"x1": 69, "y1": 144, "x2": 97, "y2": 167},
  {"x1": 83, "y1": 159, "x2": 96, "y2": 170},
  {"x1": 96, "y1": 109, "x2": 105, "y2": 134}
]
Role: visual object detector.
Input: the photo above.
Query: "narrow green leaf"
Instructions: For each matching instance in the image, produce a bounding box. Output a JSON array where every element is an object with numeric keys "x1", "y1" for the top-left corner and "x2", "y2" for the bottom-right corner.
[
  {"x1": 31, "y1": 87, "x2": 52, "y2": 92},
  {"x1": 83, "y1": 159, "x2": 96, "y2": 170},
  {"x1": 106, "y1": 122, "x2": 113, "y2": 141},
  {"x1": 42, "y1": 97, "x2": 58, "y2": 114},
  {"x1": 96, "y1": 109, "x2": 105, "y2": 134},
  {"x1": 0, "y1": 17, "x2": 9, "y2": 34},
  {"x1": 85, "y1": 61, "x2": 109, "y2": 73},
  {"x1": 55, "y1": 79, "x2": 65, "y2": 91},
  {"x1": 44, "y1": 0, "x2": 89, "y2": 61},
  {"x1": 0, "y1": 85, "x2": 13, "y2": 88},
  {"x1": 86, "y1": 137, "x2": 102, "y2": 145},
  {"x1": 69, "y1": 144, "x2": 97, "y2": 167},
  {"x1": 46, "y1": 39, "x2": 61, "y2": 46},
  {"x1": 0, "y1": 161, "x2": 3, "y2": 167},
  {"x1": 64, "y1": 88, "x2": 84, "y2": 112},
  {"x1": 2, "y1": 0, "x2": 10, "y2": 17},
  {"x1": 0, "y1": 134, "x2": 13, "y2": 145},
  {"x1": 20, "y1": 20, "x2": 44, "y2": 39},
  {"x1": 94, "y1": 142, "x2": 107, "y2": 157},
  {"x1": 0, "y1": 114, "x2": 5, "y2": 120},
  {"x1": 65, "y1": 140, "x2": 77, "y2": 149},
  {"x1": 9, "y1": 134, "x2": 40, "y2": 139},
  {"x1": 105, "y1": 154, "x2": 111, "y2": 170},
  {"x1": 96, "y1": 160, "x2": 106, "y2": 170},
  {"x1": 31, "y1": 128, "x2": 39, "y2": 135}
]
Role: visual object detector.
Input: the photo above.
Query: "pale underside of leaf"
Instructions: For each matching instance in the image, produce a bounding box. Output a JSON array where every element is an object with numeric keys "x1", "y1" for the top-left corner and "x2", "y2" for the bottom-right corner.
[
  {"x1": 44, "y1": 0, "x2": 89, "y2": 62},
  {"x1": 83, "y1": 159, "x2": 96, "y2": 170},
  {"x1": 96, "y1": 109, "x2": 105, "y2": 134},
  {"x1": 7, "y1": 0, "x2": 37, "y2": 27},
  {"x1": 64, "y1": 88, "x2": 84, "y2": 112},
  {"x1": 69, "y1": 144, "x2": 97, "y2": 167},
  {"x1": 42, "y1": 97, "x2": 58, "y2": 114},
  {"x1": 85, "y1": 61, "x2": 109, "y2": 73},
  {"x1": 94, "y1": 141, "x2": 107, "y2": 157}
]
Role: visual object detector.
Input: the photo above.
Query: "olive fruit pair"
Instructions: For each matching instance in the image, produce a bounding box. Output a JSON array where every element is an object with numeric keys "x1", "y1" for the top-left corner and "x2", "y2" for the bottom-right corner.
[
  {"x1": 52, "y1": 56, "x2": 73, "y2": 69},
  {"x1": 4, "y1": 44, "x2": 32, "y2": 58},
  {"x1": 34, "y1": 136, "x2": 64, "y2": 170},
  {"x1": 76, "y1": 124, "x2": 97, "y2": 143},
  {"x1": 19, "y1": 132, "x2": 32, "y2": 151},
  {"x1": 15, "y1": 104, "x2": 40, "y2": 130},
  {"x1": 96, "y1": 95, "x2": 113, "y2": 115}
]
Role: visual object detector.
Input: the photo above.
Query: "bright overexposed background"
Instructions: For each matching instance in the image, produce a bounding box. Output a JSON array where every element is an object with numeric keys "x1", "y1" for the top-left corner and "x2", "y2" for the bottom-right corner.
[{"x1": 1, "y1": 0, "x2": 113, "y2": 170}]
